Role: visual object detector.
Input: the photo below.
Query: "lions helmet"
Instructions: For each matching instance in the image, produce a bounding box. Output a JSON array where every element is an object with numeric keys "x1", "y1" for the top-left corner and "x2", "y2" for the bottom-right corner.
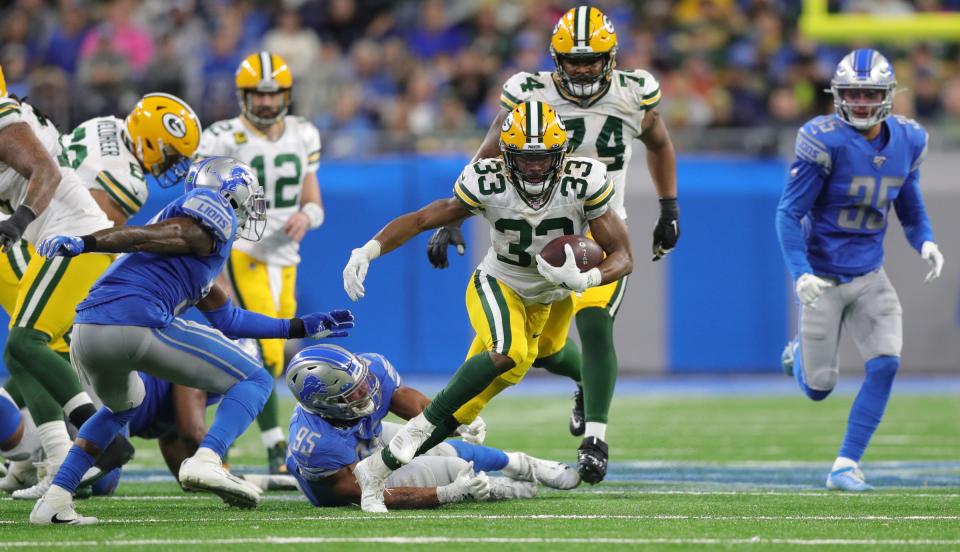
[
  {"x1": 550, "y1": 6, "x2": 618, "y2": 99},
  {"x1": 830, "y1": 49, "x2": 897, "y2": 130},
  {"x1": 235, "y1": 51, "x2": 293, "y2": 127},
  {"x1": 126, "y1": 93, "x2": 202, "y2": 188},
  {"x1": 499, "y1": 101, "x2": 568, "y2": 210},
  {"x1": 184, "y1": 157, "x2": 267, "y2": 241},
  {"x1": 285, "y1": 344, "x2": 380, "y2": 421}
]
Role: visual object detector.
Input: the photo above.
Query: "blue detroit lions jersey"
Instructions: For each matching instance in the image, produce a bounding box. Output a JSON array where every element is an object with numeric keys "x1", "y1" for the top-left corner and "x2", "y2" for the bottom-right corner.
[
  {"x1": 76, "y1": 188, "x2": 238, "y2": 327},
  {"x1": 286, "y1": 353, "x2": 402, "y2": 506},
  {"x1": 776, "y1": 114, "x2": 934, "y2": 279}
]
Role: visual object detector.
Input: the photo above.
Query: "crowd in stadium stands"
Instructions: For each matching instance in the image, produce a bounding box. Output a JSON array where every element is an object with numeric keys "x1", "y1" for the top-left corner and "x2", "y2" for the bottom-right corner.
[{"x1": 3, "y1": 0, "x2": 960, "y2": 155}]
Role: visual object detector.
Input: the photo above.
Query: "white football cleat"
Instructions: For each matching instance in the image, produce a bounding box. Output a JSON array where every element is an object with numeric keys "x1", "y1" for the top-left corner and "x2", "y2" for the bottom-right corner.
[
  {"x1": 388, "y1": 413, "x2": 436, "y2": 465},
  {"x1": 826, "y1": 464, "x2": 874, "y2": 492},
  {"x1": 503, "y1": 452, "x2": 581, "y2": 490},
  {"x1": 488, "y1": 477, "x2": 537, "y2": 500},
  {"x1": 13, "y1": 461, "x2": 102, "y2": 500},
  {"x1": 179, "y1": 449, "x2": 262, "y2": 509},
  {"x1": 354, "y1": 453, "x2": 390, "y2": 513},
  {"x1": 0, "y1": 459, "x2": 38, "y2": 493},
  {"x1": 30, "y1": 486, "x2": 97, "y2": 525}
]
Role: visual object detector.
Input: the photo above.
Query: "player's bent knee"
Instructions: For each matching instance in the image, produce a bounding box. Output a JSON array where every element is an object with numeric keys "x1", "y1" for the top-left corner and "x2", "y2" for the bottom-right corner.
[
  {"x1": 489, "y1": 351, "x2": 517, "y2": 374},
  {"x1": 6, "y1": 327, "x2": 50, "y2": 362}
]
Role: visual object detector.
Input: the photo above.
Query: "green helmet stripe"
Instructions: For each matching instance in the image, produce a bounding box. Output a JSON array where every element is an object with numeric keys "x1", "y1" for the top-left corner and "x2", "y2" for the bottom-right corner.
[{"x1": 259, "y1": 51, "x2": 272, "y2": 81}]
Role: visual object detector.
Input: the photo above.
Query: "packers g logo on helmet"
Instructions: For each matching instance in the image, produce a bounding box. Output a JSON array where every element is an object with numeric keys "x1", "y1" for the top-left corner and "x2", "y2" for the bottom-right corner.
[
  {"x1": 550, "y1": 5, "x2": 618, "y2": 99},
  {"x1": 125, "y1": 92, "x2": 201, "y2": 188},
  {"x1": 499, "y1": 101, "x2": 568, "y2": 210},
  {"x1": 236, "y1": 51, "x2": 293, "y2": 127}
]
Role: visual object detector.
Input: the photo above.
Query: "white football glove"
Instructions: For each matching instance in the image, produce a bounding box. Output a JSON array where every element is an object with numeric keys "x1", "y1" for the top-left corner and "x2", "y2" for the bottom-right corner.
[
  {"x1": 921, "y1": 241, "x2": 944, "y2": 283},
  {"x1": 535, "y1": 244, "x2": 602, "y2": 293},
  {"x1": 456, "y1": 416, "x2": 486, "y2": 445},
  {"x1": 436, "y1": 461, "x2": 490, "y2": 504},
  {"x1": 795, "y1": 273, "x2": 834, "y2": 306},
  {"x1": 342, "y1": 240, "x2": 381, "y2": 301}
]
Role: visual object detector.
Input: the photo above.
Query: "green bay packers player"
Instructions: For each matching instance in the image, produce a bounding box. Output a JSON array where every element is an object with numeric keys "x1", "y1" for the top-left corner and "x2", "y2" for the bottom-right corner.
[
  {"x1": 343, "y1": 101, "x2": 633, "y2": 512},
  {"x1": 196, "y1": 51, "x2": 324, "y2": 473},
  {"x1": 427, "y1": 5, "x2": 679, "y2": 483}
]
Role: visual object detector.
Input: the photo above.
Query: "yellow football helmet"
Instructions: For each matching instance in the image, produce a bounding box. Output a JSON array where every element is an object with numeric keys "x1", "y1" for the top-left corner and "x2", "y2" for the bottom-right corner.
[
  {"x1": 235, "y1": 51, "x2": 293, "y2": 126},
  {"x1": 550, "y1": 5, "x2": 618, "y2": 99},
  {"x1": 125, "y1": 92, "x2": 202, "y2": 188},
  {"x1": 0, "y1": 64, "x2": 6, "y2": 97},
  {"x1": 499, "y1": 101, "x2": 568, "y2": 210}
]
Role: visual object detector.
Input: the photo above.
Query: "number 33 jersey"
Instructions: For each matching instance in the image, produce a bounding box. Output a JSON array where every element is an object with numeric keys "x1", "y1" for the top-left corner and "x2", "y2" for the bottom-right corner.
[
  {"x1": 780, "y1": 113, "x2": 932, "y2": 278},
  {"x1": 499, "y1": 69, "x2": 661, "y2": 221},
  {"x1": 454, "y1": 156, "x2": 613, "y2": 304},
  {"x1": 196, "y1": 116, "x2": 321, "y2": 266}
]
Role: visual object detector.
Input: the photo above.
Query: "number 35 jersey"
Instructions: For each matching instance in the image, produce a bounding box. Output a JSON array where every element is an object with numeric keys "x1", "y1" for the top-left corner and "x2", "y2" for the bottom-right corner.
[
  {"x1": 499, "y1": 69, "x2": 661, "y2": 221},
  {"x1": 454, "y1": 156, "x2": 613, "y2": 304},
  {"x1": 778, "y1": 113, "x2": 932, "y2": 278},
  {"x1": 196, "y1": 116, "x2": 321, "y2": 266}
]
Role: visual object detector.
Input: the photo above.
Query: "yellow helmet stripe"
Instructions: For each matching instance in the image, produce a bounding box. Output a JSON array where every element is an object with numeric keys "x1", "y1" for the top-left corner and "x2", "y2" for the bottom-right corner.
[{"x1": 259, "y1": 51, "x2": 272, "y2": 82}]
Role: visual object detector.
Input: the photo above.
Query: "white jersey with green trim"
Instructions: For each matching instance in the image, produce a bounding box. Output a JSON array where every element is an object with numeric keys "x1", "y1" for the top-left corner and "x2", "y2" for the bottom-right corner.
[
  {"x1": 62, "y1": 116, "x2": 148, "y2": 219},
  {"x1": 196, "y1": 116, "x2": 321, "y2": 266},
  {"x1": 0, "y1": 98, "x2": 111, "y2": 244},
  {"x1": 454, "y1": 156, "x2": 613, "y2": 304},
  {"x1": 499, "y1": 69, "x2": 661, "y2": 220}
]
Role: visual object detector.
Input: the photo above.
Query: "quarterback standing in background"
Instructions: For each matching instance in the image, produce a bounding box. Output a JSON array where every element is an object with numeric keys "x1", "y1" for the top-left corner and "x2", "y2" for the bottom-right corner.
[
  {"x1": 343, "y1": 99, "x2": 633, "y2": 512},
  {"x1": 776, "y1": 49, "x2": 943, "y2": 491},
  {"x1": 196, "y1": 51, "x2": 324, "y2": 474},
  {"x1": 427, "y1": 6, "x2": 678, "y2": 483}
]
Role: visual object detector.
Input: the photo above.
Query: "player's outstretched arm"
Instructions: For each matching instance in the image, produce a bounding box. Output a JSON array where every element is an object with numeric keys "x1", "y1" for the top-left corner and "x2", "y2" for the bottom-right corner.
[
  {"x1": 426, "y1": 110, "x2": 508, "y2": 269},
  {"x1": 639, "y1": 109, "x2": 680, "y2": 261},
  {"x1": 319, "y1": 461, "x2": 488, "y2": 509},
  {"x1": 37, "y1": 216, "x2": 217, "y2": 259},
  {"x1": 345, "y1": 198, "x2": 473, "y2": 300},
  {"x1": 588, "y1": 209, "x2": 634, "y2": 285},
  {"x1": 197, "y1": 281, "x2": 355, "y2": 340},
  {"x1": 0, "y1": 122, "x2": 62, "y2": 249}
]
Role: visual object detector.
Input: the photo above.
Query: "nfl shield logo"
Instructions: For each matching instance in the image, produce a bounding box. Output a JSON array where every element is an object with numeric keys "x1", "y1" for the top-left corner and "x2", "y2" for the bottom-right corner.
[{"x1": 872, "y1": 155, "x2": 886, "y2": 169}]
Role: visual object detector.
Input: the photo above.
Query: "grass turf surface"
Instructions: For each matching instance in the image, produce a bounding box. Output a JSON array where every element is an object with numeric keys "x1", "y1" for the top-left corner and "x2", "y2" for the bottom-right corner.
[{"x1": 1, "y1": 390, "x2": 958, "y2": 550}]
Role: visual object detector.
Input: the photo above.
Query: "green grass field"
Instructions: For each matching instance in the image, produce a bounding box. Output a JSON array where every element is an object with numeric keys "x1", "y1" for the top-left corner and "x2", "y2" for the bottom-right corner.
[{"x1": 2, "y1": 389, "x2": 958, "y2": 550}]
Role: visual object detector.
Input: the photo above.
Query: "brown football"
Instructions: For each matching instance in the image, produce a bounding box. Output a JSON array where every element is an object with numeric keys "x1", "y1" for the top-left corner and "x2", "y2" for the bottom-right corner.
[{"x1": 540, "y1": 234, "x2": 604, "y2": 271}]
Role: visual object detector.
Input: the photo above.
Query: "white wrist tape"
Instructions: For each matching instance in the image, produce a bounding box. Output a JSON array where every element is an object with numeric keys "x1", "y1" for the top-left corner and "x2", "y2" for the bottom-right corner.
[
  {"x1": 300, "y1": 202, "x2": 325, "y2": 229},
  {"x1": 361, "y1": 239, "x2": 382, "y2": 260},
  {"x1": 584, "y1": 268, "x2": 602, "y2": 289}
]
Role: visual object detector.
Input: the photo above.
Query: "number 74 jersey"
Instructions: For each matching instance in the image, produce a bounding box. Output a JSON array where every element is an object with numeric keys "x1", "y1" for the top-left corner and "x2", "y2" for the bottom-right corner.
[
  {"x1": 499, "y1": 69, "x2": 661, "y2": 221},
  {"x1": 454, "y1": 156, "x2": 613, "y2": 304}
]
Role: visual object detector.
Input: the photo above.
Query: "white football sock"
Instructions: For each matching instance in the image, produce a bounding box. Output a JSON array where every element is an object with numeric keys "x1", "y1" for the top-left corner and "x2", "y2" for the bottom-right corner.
[
  {"x1": 833, "y1": 456, "x2": 858, "y2": 471},
  {"x1": 37, "y1": 421, "x2": 72, "y2": 467},
  {"x1": 584, "y1": 422, "x2": 607, "y2": 441},
  {"x1": 260, "y1": 427, "x2": 284, "y2": 448}
]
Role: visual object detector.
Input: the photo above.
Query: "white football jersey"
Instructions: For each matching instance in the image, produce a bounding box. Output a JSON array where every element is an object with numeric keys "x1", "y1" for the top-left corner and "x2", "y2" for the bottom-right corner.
[
  {"x1": 196, "y1": 116, "x2": 321, "y2": 266},
  {"x1": 500, "y1": 69, "x2": 661, "y2": 220},
  {"x1": 454, "y1": 156, "x2": 613, "y2": 304},
  {"x1": 61, "y1": 116, "x2": 148, "y2": 219},
  {"x1": 0, "y1": 98, "x2": 111, "y2": 244}
]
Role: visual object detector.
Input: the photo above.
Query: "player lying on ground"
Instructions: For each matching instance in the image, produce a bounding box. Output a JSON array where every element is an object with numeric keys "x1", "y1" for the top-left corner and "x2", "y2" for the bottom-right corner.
[
  {"x1": 426, "y1": 5, "x2": 679, "y2": 483},
  {"x1": 27, "y1": 157, "x2": 354, "y2": 525},
  {"x1": 343, "y1": 100, "x2": 632, "y2": 512},
  {"x1": 776, "y1": 48, "x2": 944, "y2": 492},
  {"x1": 284, "y1": 344, "x2": 580, "y2": 509}
]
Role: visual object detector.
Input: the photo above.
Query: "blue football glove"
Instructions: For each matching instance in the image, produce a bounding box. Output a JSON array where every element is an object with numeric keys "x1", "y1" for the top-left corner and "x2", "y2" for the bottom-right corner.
[
  {"x1": 301, "y1": 309, "x2": 355, "y2": 339},
  {"x1": 37, "y1": 235, "x2": 85, "y2": 259}
]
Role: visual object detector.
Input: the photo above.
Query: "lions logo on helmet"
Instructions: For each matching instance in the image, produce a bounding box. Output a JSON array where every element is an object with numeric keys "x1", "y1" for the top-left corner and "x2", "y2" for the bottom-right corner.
[
  {"x1": 184, "y1": 156, "x2": 267, "y2": 241},
  {"x1": 285, "y1": 344, "x2": 381, "y2": 421},
  {"x1": 126, "y1": 93, "x2": 202, "y2": 188},
  {"x1": 499, "y1": 101, "x2": 568, "y2": 210},
  {"x1": 830, "y1": 48, "x2": 897, "y2": 130},
  {"x1": 235, "y1": 52, "x2": 294, "y2": 127},
  {"x1": 550, "y1": 6, "x2": 618, "y2": 99}
]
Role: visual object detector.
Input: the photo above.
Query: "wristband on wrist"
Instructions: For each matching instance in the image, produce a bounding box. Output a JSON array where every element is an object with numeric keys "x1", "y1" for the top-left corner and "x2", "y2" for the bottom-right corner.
[
  {"x1": 80, "y1": 235, "x2": 97, "y2": 252},
  {"x1": 300, "y1": 203, "x2": 324, "y2": 229},
  {"x1": 584, "y1": 267, "x2": 602, "y2": 289},
  {"x1": 9, "y1": 205, "x2": 37, "y2": 233},
  {"x1": 659, "y1": 197, "x2": 679, "y2": 218},
  {"x1": 288, "y1": 318, "x2": 305, "y2": 339},
  {"x1": 360, "y1": 239, "x2": 382, "y2": 260}
]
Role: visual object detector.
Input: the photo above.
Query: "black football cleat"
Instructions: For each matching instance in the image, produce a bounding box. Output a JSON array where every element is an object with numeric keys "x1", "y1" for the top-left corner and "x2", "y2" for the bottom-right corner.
[
  {"x1": 578, "y1": 436, "x2": 608, "y2": 485},
  {"x1": 569, "y1": 384, "x2": 585, "y2": 436},
  {"x1": 94, "y1": 434, "x2": 135, "y2": 473}
]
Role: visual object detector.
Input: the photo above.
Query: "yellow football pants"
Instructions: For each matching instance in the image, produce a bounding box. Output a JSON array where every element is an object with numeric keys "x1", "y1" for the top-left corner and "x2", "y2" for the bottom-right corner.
[
  {"x1": 453, "y1": 270, "x2": 573, "y2": 424},
  {"x1": 225, "y1": 249, "x2": 297, "y2": 377}
]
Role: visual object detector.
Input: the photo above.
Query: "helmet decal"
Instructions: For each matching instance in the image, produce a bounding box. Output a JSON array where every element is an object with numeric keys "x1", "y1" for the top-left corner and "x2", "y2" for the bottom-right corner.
[{"x1": 162, "y1": 113, "x2": 187, "y2": 139}]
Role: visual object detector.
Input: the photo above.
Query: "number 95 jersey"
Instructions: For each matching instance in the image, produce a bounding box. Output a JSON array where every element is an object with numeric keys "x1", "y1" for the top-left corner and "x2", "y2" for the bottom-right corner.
[
  {"x1": 195, "y1": 116, "x2": 321, "y2": 266},
  {"x1": 454, "y1": 156, "x2": 613, "y2": 304}
]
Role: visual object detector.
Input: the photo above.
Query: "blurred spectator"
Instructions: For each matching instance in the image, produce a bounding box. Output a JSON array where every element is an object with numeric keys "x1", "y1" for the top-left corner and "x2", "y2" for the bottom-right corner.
[
  {"x1": 405, "y1": 0, "x2": 466, "y2": 60},
  {"x1": 40, "y1": 3, "x2": 90, "y2": 76},
  {"x1": 75, "y1": 27, "x2": 137, "y2": 120},
  {"x1": 1, "y1": 44, "x2": 30, "y2": 98},
  {"x1": 140, "y1": 33, "x2": 187, "y2": 99},
  {"x1": 262, "y1": 8, "x2": 321, "y2": 82},
  {"x1": 78, "y1": 0, "x2": 154, "y2": 76}
]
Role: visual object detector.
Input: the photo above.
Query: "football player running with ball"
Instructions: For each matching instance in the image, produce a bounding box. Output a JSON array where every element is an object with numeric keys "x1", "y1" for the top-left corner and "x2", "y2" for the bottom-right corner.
[
  {"x1": 342, "y1": 100, "x2": 633, "y2": 513},
  {"x1": 285, "y1": 344, "x2": 580, "y2": 509},
  {"x1": 426, "y1": 6, "x2": 678, "y2": 483},
  {"x1": 776, "y1": 49, "x2": 943, "y2": 491},
  {"x1": 196, "y1": 51, "x2": 325, "y2": 473},
  {"x1": 28, "y1": 157, "x2": 353, "y2": 524}
]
